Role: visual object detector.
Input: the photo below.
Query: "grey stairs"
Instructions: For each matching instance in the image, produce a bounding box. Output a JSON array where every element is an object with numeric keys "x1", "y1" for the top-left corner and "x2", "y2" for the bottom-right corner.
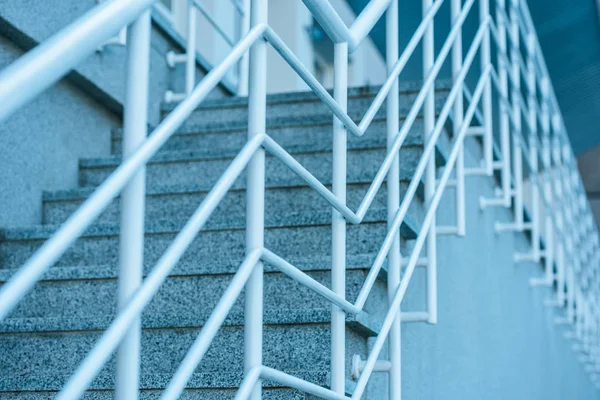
[{"x1": 0, "y1": 83, "x2": 452, "y2": 398}]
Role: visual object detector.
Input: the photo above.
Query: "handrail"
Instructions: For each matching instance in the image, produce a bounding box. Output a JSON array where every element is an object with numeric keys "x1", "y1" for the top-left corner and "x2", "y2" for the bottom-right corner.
[
  {"x1": 0, "y1": 0, "x2": 598, "y2": 398},
  {"x1": 301, "y1": 0, "x2": 392, "y2": 51}
]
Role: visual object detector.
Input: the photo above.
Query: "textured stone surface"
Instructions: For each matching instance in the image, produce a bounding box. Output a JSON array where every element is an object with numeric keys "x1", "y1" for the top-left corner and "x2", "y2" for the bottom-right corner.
[
  {"x1": 0, "y1": 209, "x2": 419, "y2": 269},
  {"x1": 3, "y1": 268, "x2": 388, "y2": 328},
  {"x1": 0, "y1": 323, "x2": 366, "y2": 391},
  {"x1": 79, "y1": 142, "x2": 424, "y2": 188},
  {"x1": 43, "y1": 177, "x2": 425, "y2": 227}
]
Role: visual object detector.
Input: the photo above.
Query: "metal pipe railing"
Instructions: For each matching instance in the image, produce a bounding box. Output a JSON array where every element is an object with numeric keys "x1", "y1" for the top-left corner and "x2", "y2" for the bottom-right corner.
[{"x1": 0, "y1": 0, "x2": 598, "y2": 397}]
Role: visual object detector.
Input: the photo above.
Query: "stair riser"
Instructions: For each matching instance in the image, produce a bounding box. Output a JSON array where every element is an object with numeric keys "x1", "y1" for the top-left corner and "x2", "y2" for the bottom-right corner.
[
  {"x1": 79, "y1": 146, "x2": 422, "y2": 188},
  {"x1": 159, "y1": 91, "x2": 438, "y2": 127},
  {"x1": 0, "y1": 324, "x2": 366, "y2": 387},
  {"x1": 43, "y1": 182, "x2": 413, "y2": 226},
  {"x1": 111, "y1": 117, "x2": 426, "y2": 156},
  {"x1": 7, "y1": 269, "x2": 387, "y2": 323},
  {"x1": 0, "y1": 221, "x2": 391, "y2": 270}
]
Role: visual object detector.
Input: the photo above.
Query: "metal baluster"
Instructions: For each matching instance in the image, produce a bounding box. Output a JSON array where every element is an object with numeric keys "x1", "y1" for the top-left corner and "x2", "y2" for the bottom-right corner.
[
  {"x1": 386, "y1": 0, "x2": 401, "y2": 398},
  {"x1": 185, "y1": 0, "x2": 197, "y2": 96},
  {"x1": 423, "y1": 0, "x2": 437, "y2": 324},
  {"x1": 552, "y1": 131, "x2": 566, "y2": 308},
  {"x1": 527, "y1": 33, "x2": 540, "y2": 260},
  {"x1": 496, "y1": 0, "x2": 524, "y2": 232},
  {"x1": 452, "y1": 0, "x2": 466, "y2": 236},
  {"x1": 510, "y1": 0, "x2": 523, "y2": 229},
  {"x1": 481, "y1": 0, "x2": 511, "y2": 208},
  {"x1": 331, "y1": 39, "x2": 348, "y2": 398},
  {"x1": 116, "y1": 10, "x2": 151, "y2": 400},
  {"x1": 238, "y1": 0, "x2": 251, "y2": 96},
  {"x1": 480, "y1": 0, "x2": 493, "y2": 176},
  {"x1": 245, "y1": 0, "x2": 267, "y2": 398}
]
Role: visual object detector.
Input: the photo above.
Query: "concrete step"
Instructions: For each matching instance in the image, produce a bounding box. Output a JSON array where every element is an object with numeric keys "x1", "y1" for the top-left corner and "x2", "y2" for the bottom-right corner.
[
  {"x1": 0, "y1": 315, "x2": 368, "y2": 393},
  {"x1": 0, "y1": 208, "x2": 420, "y2": 270},
  {"x1": 79, "y1": 140, "x2": 424, "y2": 188},
  {"x1": 2, "y1": 262, "x2": 387, "y2": 330},
  {"x1": 0, "y1": 369, "x2": 352, "y2": 398},
  {"x1": 111, "y1": 117, "x2": 426, "y2": 156},
  {"x1": 0, "y1": 387, "x2": 310, "y2": 400},
  {"x1": 159, "y1": 83, "x2": 451, "y2": 130},
  {"x1": 43, "y1": 174, "x2": 424, "y2": 226}
]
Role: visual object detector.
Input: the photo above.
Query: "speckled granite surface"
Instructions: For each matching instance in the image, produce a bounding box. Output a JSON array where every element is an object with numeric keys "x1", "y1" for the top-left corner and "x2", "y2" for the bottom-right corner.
[{"x1": 0, "y1": 83, "x2": 452, "y2": 398}]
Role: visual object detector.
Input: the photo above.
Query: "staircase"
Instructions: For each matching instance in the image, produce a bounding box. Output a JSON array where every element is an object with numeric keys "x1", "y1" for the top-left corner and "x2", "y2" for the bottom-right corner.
[{"x1": 0, "y1": 83, "x2": 449, "y2": 398}]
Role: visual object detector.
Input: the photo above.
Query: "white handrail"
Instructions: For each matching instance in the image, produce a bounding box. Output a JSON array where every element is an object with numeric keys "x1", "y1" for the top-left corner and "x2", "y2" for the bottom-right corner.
[{"x1": 301, "y1": 0, "x2": 392, "y2": 51}]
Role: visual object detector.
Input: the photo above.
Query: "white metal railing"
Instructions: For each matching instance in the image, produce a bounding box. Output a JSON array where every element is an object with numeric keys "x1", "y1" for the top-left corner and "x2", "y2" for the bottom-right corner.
[
  {"x1": 0, "y1": 0, "x2": 598, "y2": 398},
  {"x1": 164, "y1": 0, "x2": 250, "y2": 102}
]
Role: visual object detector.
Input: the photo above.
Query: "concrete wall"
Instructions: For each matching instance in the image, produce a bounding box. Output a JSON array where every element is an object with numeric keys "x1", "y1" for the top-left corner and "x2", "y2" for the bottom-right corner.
[
  {"x1": 380, "y1": 141, "x2": 599, "y2": 399},
  {"x1": 0, "y1": 0, "x2": 229, "y2": 125},
  {"x1": 0, "y1": 34, "x2": 118, "y2": 228},
  {"x1": 0, "y1": 1, "x2": 231, "y2": 228}
]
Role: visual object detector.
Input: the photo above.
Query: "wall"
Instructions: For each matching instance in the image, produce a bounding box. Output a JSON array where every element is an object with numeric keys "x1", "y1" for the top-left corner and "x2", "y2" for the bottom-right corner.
[
  {"x1": 0, "y1": 34, "x2": 118, "y2": 228},
  {"x1": 0, "y1": 0, "x2": 229, "y2": 125},
  {"x1": 380, "y1": 141, "x2": 599, "y2": 399}
]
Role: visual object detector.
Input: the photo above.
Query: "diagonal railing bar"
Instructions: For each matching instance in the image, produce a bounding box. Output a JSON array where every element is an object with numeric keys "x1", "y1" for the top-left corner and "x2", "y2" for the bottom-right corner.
[
  {"x1": 356, "y1": 17, "x2": 489, "y2": 308},
  {"x1": 353, "y1": 68, "x2": 489, "y2": 399},
  {"x1": 57, "y1": 134, "x2": 265, "y2": 400},
  {"x1": 264, "y1": 0, "x2": 473, "y2": 142},
  {"x1": 230, "y1": 68, "x2": 490, "y2": 400},
  {"x1": 301, "y1": 0, "x2": 392, "y2": 51}
]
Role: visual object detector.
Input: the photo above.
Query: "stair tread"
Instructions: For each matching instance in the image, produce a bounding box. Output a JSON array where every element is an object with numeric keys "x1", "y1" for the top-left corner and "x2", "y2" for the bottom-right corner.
[
  {"x1": 0, "y1": 253, "x2": 384, "y2": 282},
  {"x1": 160, "y1": 80, "x2": 452, "y2": 113},
  {"x1": 0, "y1": 369, "x2": 353, "y2": 393},
  {"x1": 81, "y1": 138, "x2": 422, "y2": 169},
  {"x1": 0, "y1": 207, "x2": 420, "y2": 241},
  {"x1": 0, "y1": 308, "x2": 381, "y2": 336}
]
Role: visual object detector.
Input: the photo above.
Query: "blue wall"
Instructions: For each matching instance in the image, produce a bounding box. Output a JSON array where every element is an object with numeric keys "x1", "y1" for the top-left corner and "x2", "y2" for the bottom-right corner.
[{"x1": 394, "y1": 142, "x2": 598, "y2": 399}]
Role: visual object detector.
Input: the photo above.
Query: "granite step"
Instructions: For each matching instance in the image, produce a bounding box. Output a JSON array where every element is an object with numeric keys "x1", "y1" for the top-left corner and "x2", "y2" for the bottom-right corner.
[
  {"x1": 44, "y1": 173, "x2": 425, "y2": 226},
  {"x1": 0, "y1": 208, "x2": 420, "y2": 270},
  {"x1": 0, "y1": 369, "x2": 353, "y2": 398},
  {"x1": 0, "y1": 315, "x2": 369, "y2": 392},
  {"x1": 111, "y1": 117, "x2": 427, "y2": 156},
  {"x1": 159, "y1": 82, "x2": 451, "y2": 129},
  {"x1": 78, "y1": 140, "x2": 424, "y2": 188},
  {"x1": 2, "y1": 262, "x2": 388, "y2": 328}
]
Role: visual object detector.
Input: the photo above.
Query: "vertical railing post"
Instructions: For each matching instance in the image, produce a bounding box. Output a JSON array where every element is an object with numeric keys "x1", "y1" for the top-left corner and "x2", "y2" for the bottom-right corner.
[
  {"x1": 480, "y1": 0, "x2": 494, "y2": 176},
  {"x1": 185, "y1": 0, "x2": 197, "y2": 96},
  {"x1": 386, "y1": 0, "x2": 401, "y2": 398},
  {"x1": 331, "y1": 40, "x2": 348, "y2": 397},
  {"x1": 552, "y1": 129, "x2": 566, "y2": 307},
  {"x1": 510, "y1": 0, "x2": 523, "y2": 230},
  {"x1": 481, "y1": 0, "x2": 511, "y2": 208},
  {"x1": 245, "y1": 0, "x2": 267, "y2": 399},
  {"x1": 526, "y1": 34, "x2": 540, "y2": 260},
  {"x1": 238, "y1": 0, "x2": 251, "y2": 96},
  {"x1": 423, "y1": 0, "x2": 437, "y2": 324},
  {"x1": 116, "y1": 10, "x2": 151, "y2": 400},
  {"x1": 451, "y1": 0, "x2": 466, "y2": 236},
  {"x1": 498, "y1": 0, "x2": 510, "y2": 207},
  {"x1": 535, "y1": 76, "x2": 554, "y2": 285}
]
